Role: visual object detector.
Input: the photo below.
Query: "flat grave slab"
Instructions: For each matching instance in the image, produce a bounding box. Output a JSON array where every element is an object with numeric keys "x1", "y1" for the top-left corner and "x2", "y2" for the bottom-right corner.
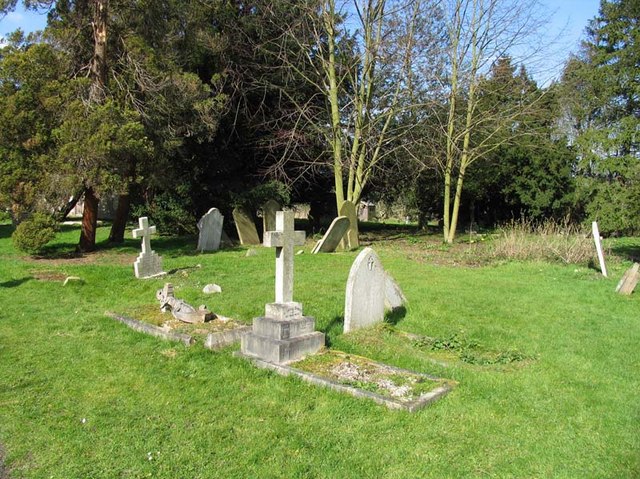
[
  {"x1": 106, "y1": 306, "x2": 250, "y2": 350},
  {"x1": 236, "y1": 349, "x2": 454, "y2": 412}
]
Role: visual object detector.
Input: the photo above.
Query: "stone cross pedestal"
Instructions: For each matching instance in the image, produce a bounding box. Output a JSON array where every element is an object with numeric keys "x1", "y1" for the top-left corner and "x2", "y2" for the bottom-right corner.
[
  {"x1": 241, "y1": 210, "x2": 324, "y2": 364},
  {"x1": 132, "y1": 217, "x2": 164, "y2": 278}
]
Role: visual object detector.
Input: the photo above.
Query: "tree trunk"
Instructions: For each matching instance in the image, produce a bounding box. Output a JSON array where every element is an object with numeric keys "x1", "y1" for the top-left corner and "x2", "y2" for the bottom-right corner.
[
  {"x1": 78, "y1": 187, "x2": 99, "y2": 253},
  {"x1": 108, "y1": 192, "x2": 131, "y2": 243},
  {"x1": 54, "y1": 187, "x2": 85, "y2": 222},
  {"x1": 89, "y1": 0, "x2": 108, "y2": 103}
]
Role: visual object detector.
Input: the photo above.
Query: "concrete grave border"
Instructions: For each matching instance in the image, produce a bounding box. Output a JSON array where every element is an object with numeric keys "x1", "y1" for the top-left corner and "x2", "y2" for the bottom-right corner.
[
  {"x1": 105, "y1": 312, "x2": 250, "y2": 350},
  {"x1": 235, "y1": 351, "x2": 453, "y2": 412}
]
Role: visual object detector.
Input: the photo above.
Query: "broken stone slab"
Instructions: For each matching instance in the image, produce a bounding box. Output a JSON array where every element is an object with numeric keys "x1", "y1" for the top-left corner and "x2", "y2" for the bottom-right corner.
[
  {"x1": 203, "y1": 284, "x2": 222, "y2": 294},
  {"x1": 311, "y1": 216, "x2": 350, "y2": 254},
  {"x1": 105, "y1": 312, "x2": 195, "y2": 346},
  {"x1": 63, "y1": 276, "x2": 84, "y2": 286},
  {"x1": 385, "y1": 273, "x2": 407, "y2": 310},
  {"x1": 616, "y1": 263, "x2": 639, "y2": 295},
  {"x1": 156, "y1": 283, "x2": 215, "y2": 324}
]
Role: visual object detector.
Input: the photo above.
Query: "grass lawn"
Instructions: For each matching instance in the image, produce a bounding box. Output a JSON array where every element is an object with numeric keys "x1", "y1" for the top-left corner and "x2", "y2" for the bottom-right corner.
[{"x1": 0, "y1": 222, "x2": 638, "y2": 478}]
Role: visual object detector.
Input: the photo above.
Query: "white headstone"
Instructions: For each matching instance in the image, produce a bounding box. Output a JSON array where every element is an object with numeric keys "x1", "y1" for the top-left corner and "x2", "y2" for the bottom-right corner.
[
  {"x1": 263, "y1": 210, "x2": 305, "y2": 304},
  {"x1": 197, "y1": 208, "x2": 224, "y2": 252},
  {"x1": 344, "y1": 247, "x2": 385, "y2": 332},
  {"x1": 132, "y1": 217, "x2": 164, "y2": 278},
  {"x1": 592, "y1": 221, "x2": 608, "y2": 277},
  {"x1": 311, "y1": 216, "x2": 350, "y2": 253}
]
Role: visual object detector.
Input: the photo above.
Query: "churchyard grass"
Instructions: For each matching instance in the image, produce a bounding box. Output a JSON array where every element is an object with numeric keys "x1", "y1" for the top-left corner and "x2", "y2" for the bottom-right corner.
[{"x1": 0, "y1": 222, "x2": 639, "y2": 478}]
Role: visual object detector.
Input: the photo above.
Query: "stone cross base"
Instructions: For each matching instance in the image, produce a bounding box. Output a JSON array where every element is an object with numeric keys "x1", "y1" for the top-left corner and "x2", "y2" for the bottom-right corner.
[
  {"x1": 241, "y1": 302, "x2": 325, "y2": 364},
  {"x1": 134, "y1": 251, "x2": 164, "y2": 279}
]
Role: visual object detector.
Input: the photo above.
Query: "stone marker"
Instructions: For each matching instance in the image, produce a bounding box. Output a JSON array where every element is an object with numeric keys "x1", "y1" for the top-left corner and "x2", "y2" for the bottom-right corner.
[
  {"x1": 385, "y1": 273, "x2": 406, "y2": 310},
  {"x1": 261, "y1": 199, "x2": 281, "y2": 240},
  {"x1": 311, "y1": 216, "x2": 350, "y2": 254},
  {"x1": 63, "y1": 276, "x2": 84, "y2": 286},
  {"x1": 592, "y1": 221, "x2": 608, "y2": 277},
  {"x1": 241, "y1": 210, "x2": 324, "y2": 364},
  {"x1": 197, "y1": 207, "x2": 224, "y2": 252},
  {"x1": 132, "y1": 217, "x2": 164, "y2": 278},
  {"x1": 339, "y1": 200, "x2": 359, "y2": 251},
  {"x1": 344, "y1": 247, "x2": 385, "y2": 332},
  {"x1": 203, "y1": 283, "x2": 222, "y2": 294},
  {"x1": 156, "y1": 283, "x2": 215, "y2": 324},
  {"x1": 232, "y1": 206, "x2": 260, "y2": 245},
  {"x1": 616, "y1": 263, "x2": 639, "y2": 295}
]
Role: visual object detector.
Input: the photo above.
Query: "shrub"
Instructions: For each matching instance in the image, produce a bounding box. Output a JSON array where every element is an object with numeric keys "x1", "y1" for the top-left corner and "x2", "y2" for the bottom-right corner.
[
  {"x1": 12, "y1": 213, "x2": 59, "y2": 255},
  {"x1": 490, "y1": 218, "x2": 595, "y2": 265}
]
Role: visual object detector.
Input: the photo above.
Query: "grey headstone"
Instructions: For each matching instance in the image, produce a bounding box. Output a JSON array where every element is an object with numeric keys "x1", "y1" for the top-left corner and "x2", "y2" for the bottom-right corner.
[
  {"x1": 203, "y1": 283, "x2": 222, "y2": 294},
  {"x1": 344, "y1": 247, "x2": 385, "y2": 332},
  {"x1": 132, "y1": 217, "x2": 164, "y2": 278},
  {"x1": 385, "y1": 273, "x2": 406, "y2": 310},
  {"x1": 311, "y1": 216, "x2": 350, "y2": 254},
  {"x1": 616, "y1": 263, "x2": 639, "y2": 295},
  {"x1": 233, "y1": 206, "x2": 260, "y2": 245},
  {"x1": 197, "y1": 208, "x2": 224, "y2": 252},
  {"x1": 339, "y1": 200, "x2": 359, "y2": 250},
  {"x1": 261, "y1": 200, "x2": 282, "y2": 240}
]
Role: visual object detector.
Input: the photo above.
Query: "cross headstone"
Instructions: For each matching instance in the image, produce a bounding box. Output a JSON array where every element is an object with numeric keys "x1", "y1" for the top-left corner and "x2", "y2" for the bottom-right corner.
[
  {"x1": 263, "y1": 210, "x2": 306, "y2": 303},
  {"x1": 197, "y1": 207, "x2": 224, "y2": 252},
  {"x1": 592, "y1": 221, "x2": 608, "y2": 277},
  {"x1": 240, "y1": 210, "x2": 325, "y2": 364},
  {"x1": 132, "y1": 217, "x2": 164, "y2": 278}
]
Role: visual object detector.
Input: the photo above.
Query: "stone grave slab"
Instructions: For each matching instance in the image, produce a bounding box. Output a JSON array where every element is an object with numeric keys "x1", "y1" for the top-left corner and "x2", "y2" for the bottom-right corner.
[
  {"x1": 261, "y1": 199, "x2": 281, "y2": 241},
  {"x1": 197, "y1": 207, "x2": 224, "y2": 252},
  {"x1": 311, "y1": 216, "x2": 350, "y2": 254},
  {"x1": 344, "y1": 247, "x2": 385, "y2": 332},
  {"x1": 616, "y1": 263, "x2": 639, "y2": 295},
  {"x1": 241, "y1": 210, "x2": 325, "y2": 364},
  {"x1": 132, "y1": 217, "x2": 165, "y2": 279},
  {"x1": 339, "y1": 200, "x2": 359, "y2": 251},
  {"x1": 233, "y1": 206, "x2": 260, "y2": 245},
  {"x1": 385, "y1": 273, "x2": 407, "y2": 310},
  {"x1": 592, "y1": 221, "x2": 608, "y2": 277}
]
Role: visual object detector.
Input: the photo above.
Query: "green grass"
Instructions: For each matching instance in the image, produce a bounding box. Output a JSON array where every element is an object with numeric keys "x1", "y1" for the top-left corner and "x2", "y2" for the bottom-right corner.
[{"x1": 1, "y1": 223, "x2": 639, "y2": 478}]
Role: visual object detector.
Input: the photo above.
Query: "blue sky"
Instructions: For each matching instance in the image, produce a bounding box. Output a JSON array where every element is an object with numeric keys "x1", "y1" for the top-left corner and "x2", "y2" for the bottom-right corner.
[{"x1": 0, "y1": 0, "x2": 602, "y2": 82}]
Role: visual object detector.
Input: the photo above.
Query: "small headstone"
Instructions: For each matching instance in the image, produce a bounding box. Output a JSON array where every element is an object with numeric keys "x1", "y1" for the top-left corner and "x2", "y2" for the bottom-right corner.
[
  {"x1": 311, "y1": 216, "x2": 350, "y2": 254},
  {"x1": 616, "y1": 263, "x2": 639, "y2": 295},
  {"x1": 385, "y1": 273, "x2": 406, "y2": 310},
  {"x1": 339, "y1": 200, "x2": 359, "y2": 251},
  {"x1": 591, "y1": 221, "x2": 608, "y2": 277},
  {"x1": 261, "y1": 200, "x2": 282, "y2": 240},
  {"x1": 203, "y1": 284, "x2": 222, "y2": 294},
  {"x1": 232, "y1": 206, "x2": 260, "y2": 245},
  {"x1": 245, "y1": 248, "x2": 257, "y2": 257},
  {"x1": 344, "y1": 247, "x2": 385, "y2": 333},
  {"x1": 132, "y1": 217, "x2": 164, "y2": 279},
  {"x1": 197, "y1": 208, "x2": 224, "y2": 252}
]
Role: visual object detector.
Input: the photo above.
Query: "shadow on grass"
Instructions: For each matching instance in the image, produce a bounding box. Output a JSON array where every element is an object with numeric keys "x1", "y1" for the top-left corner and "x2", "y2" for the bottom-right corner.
[
  {"x1": 610, "y1": 244, "x2": 640, "y2": 262},
  {"x1": 0, "y1": 277, "x2": 32, "y2": 288},
  {"x1": 0, "y1": 224, "x2": 14, "y2": 240},
  {"x1": 384, "y1": 306, "x2": 406, "y2": 326},
  {"x1": 322, "y1": 316, "x2": 344, "y2": 347}
]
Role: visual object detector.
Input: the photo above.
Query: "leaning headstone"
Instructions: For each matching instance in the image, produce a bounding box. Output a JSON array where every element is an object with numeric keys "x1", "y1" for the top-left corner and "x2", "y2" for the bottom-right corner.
[
  {"x1": 232, "y1": 206, "x2": 260, "y2": 245},
  {"x1": 339, "y1": 200, "x2": 359, "y2": 251},
  {"x1": 311, "y1": 216, "x2": 350, "y2": 254},
  {"x1": 132, "y1": 217, "x2": 164, "y2": 279},
  {"x1": 592, "y1": 221, "x2": 608, "y2": 277},
  {"x1": 616, "y1": 263, "x2": 639, "y2": 295},
  {"x1": 197, "y1": 207, "x2": 224, "y2": 252},
  {"x1": 156, "y1": 283, "x2": 215, "y2": 324},
  {"x1": 241, "y1": 211, "x2": 324, "y2": 364},
  {"x1": 385, "y1": 273, "x2": 406, "y2": 310},
  {"x1": 261, "y1": 199, "x2": 281, "y2": 240},
  {"x1": 344, "y1": 247, "x2": 385, "y2": 333}
]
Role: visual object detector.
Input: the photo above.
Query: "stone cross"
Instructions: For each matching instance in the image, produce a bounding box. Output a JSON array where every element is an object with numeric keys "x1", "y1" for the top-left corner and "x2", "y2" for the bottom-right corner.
[
  {"x1": 133, "y1": 217, "x2": 156, "y2": 254},
  {"x1": 263, "y1": 211, "x2": 305, "y2": 303}
]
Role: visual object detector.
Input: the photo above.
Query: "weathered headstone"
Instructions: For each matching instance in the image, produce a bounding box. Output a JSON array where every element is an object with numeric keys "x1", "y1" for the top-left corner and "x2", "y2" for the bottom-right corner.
[
  {"x1": 261, "y1": 199, "x2": 281, "y2": 240},
  {"x1": 132, "y1": 217, "x2": 164, "y2": 278},
  {"x1": 241, "y1": 211, "x2": 324, "y2": 364},
  {"x1": 616, "y1": 263, "x2": 639, "y2": 295},
  {"x1": 197, "y1": 207, "x2": 224, "y2": 252},
  {"x1": 156, "y1": 283, "x2": 215, "y2": 324},
  {"x1": 344, "y1": 247, "x2": 385, "y2": 332},
  {"x1": 311, "y1": 216, "x2": 350, "y2": 254},
  {"x1": 385, "y1": 273, "x2": 406, "y2": 310},
  {"x1": 232, "y1": 206, "x2": 260, "y2": 245},
  {"x1": 339, "y1": 200, "x2": 359, "y2": 250},
  {"x1": 592, "y1": 221, "x2": 608, "y2": 277}
]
